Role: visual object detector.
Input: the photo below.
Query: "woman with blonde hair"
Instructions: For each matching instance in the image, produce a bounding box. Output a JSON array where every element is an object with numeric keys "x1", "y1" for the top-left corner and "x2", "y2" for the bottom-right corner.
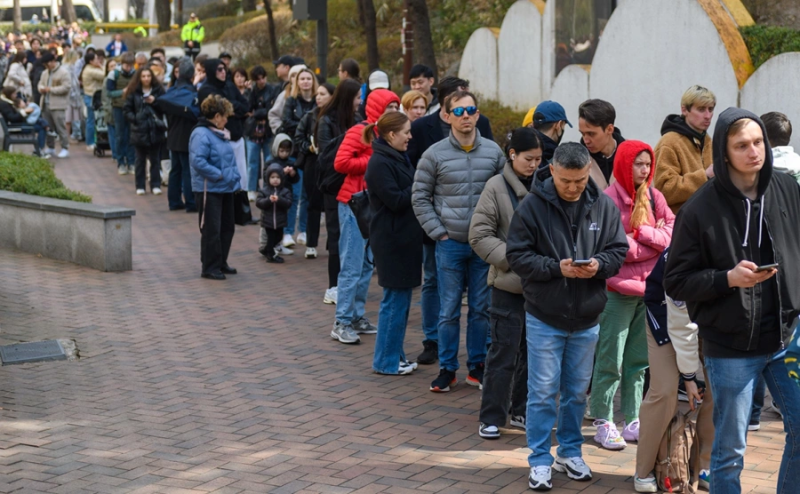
[
  {"x1": 62, "y1": 50, "x2": 84, "y2": 142},
  {"x1": 401, "y1": 90, "x2": 428, "y2": 123},
  {"x1": 268, "y1": 63, "x2": 307, "y2": 135}
]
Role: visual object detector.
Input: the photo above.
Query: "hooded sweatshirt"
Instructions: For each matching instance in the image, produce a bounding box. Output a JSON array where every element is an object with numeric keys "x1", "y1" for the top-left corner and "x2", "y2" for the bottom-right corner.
[
  {"x1": 263, "y1": 133, "x2": 301, "y2": 186},
  {"x1": 333, "y1": 88, "x2": 401, "y2": 203},
  {"x1": 255, "y1": 162, "x2": 293, "y2": 230},
  {"x1": 654, "y1": 114, "x2": 713, "y2": 213},
  {"x1": 664, "y1": 108, "x2": 800, "y2": 356},
  {"x1": 604, "y1": 140, "x2": 675, "y2": 297},
  {"x1": 197, "y1": 58, "x2": 250, "y2": 141}
]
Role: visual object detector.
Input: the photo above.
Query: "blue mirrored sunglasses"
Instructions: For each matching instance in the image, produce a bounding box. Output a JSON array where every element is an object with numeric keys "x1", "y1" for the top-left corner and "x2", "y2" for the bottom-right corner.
[{"x1": 450, "y1": 106, "x2": 477, "y2": 117}]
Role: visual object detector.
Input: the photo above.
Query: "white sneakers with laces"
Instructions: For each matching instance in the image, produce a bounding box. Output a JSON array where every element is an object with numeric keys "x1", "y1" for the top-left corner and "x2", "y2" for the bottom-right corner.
[
  {"x1": 323, "y1": 287, "x2": 338, "y2": 305},
  {"x1": 282, "y1": 233, "x2": 296, "y2": 247},
  {"x1": 528, "y1": 466, "x2": 552, "y2": 491},
  {"x1": 634, "y1": 473, "x2": 658, "y2": 492},
  {"x1": 593, "y1": 420, "x2": 627, "y2": 450},
  {"x1": 552, "y1": 456, "x2": 592, "y2": 481}
]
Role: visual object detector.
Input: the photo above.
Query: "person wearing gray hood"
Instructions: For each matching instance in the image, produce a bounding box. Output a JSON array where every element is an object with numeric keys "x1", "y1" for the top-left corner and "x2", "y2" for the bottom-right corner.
[
  {"x1": 664, "y1": 108, "x2": 800, "y2": 493},
  {"x1": 155, "y1": 58, "x2": 199, "y2": 211}
]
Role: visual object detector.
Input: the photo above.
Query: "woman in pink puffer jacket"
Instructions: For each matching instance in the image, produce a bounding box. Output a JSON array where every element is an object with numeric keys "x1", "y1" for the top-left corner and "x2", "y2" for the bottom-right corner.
[{"x1": 590, "y1": 140, "x2": 675, "y2": 451}]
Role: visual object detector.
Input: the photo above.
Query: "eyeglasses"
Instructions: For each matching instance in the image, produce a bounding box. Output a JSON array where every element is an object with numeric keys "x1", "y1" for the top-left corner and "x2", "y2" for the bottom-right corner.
[
  {"x1": 449, "y1": 106, "x2": 477, "y2": 117},
  {"x1": 216, "y1": 67, "x2": 226, "y2": 73}
]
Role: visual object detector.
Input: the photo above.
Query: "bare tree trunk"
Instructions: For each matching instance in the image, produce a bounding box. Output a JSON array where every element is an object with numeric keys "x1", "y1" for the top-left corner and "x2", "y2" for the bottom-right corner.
[
  {"x1": 13, "y1": 0, "x2": 21, "y2": 32},
  {"x1": 741, "y1": 0, "x2": 800, "y2": 29},
  {"x1": 408, "y1": 0, "x2": 437, "y2": 75},
  {"x1": 155, "y1": 0, "x2": 171, "y2": 32},
  {"x1": 61, "y1": 0, "x2": 77, "y2": 23},
  {"x1": 242, "y1": 0, "x2": 256, "y2": 13},
  {"x1": 263, "y1": 0, "x2": 279, "y2": 62},
  {"x1": 361, "y1": 0, "x2": 379, "y2": 71}
]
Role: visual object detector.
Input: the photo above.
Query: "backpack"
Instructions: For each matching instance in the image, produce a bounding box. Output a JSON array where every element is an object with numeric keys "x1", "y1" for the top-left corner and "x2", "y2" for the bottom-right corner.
[
  {"x1": 655, "y1": 410, "x2": 699, "y2": 493},
  {"x1": 316, "y1": 131, "x2": 347, "y2": 196}
]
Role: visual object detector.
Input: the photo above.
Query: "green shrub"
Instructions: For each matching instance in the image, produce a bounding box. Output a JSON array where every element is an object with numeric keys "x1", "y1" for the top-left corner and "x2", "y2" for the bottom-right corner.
[
  {"x1": 0, "y1": 153, "x2": 91, "y2": 202},
  {"x1": 740, "y1": 25, "x2": 800, "y2": 69},
  {"x1": 479, "y1": 99, "x2": 527, "y2": 150},
  {"x1": 196, "y1": 0, "x2": 242, "y2": 20}
]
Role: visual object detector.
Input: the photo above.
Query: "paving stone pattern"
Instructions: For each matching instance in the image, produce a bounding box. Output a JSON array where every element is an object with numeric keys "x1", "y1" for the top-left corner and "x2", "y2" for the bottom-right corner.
[{"x1": 0, "y1": 147, "x2": 785, "y2": 493}]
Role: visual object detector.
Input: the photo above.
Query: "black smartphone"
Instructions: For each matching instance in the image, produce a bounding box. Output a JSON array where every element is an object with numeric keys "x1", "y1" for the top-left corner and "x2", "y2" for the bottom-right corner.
[
  {"x1": 571, "y1": 260, "x2": 592, "y2": 267},
  {"x1": 754, "y1": 263, "x2": 779, "y2": 272}
]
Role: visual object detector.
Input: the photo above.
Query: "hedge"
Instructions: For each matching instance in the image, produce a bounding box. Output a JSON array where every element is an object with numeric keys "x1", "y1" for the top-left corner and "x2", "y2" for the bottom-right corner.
[
  {"x1": 479, "y1": 99, "x2": 527, "y2": 150},
  {"x1": 0, "y1": 153, "x2": 91, "y2": 202},
  {"x1": 740, "y1": 25, "x2": 800, "y2": 69}
]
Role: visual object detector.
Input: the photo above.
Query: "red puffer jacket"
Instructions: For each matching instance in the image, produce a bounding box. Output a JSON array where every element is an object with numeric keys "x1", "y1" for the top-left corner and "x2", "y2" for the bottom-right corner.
[{"x1": 334, "y1": 89, "x2": 401, "y2": 203}]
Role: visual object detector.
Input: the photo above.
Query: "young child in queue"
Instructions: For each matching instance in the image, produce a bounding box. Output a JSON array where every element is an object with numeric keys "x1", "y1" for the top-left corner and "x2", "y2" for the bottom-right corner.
[{"x1": 256, "y1": 133, "x2": 299, "y2": 262}]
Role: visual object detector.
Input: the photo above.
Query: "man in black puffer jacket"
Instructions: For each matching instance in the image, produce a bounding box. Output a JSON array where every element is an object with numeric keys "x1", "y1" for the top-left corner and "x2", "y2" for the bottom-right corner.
[{"x1": 664, "y1": 108, "x2": 800, "y2": 494}]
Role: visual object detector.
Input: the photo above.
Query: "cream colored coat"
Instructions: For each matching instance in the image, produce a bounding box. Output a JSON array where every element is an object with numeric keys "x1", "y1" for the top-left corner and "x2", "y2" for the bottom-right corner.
[{"x1": 37, "y1": 63, "x2": 71, "y2": 110}]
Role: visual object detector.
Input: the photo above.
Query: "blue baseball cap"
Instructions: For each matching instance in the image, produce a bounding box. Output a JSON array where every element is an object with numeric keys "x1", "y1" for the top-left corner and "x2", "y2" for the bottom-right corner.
[{"x1": 533, "y1": 100, "x2": 573, "y2": 128}]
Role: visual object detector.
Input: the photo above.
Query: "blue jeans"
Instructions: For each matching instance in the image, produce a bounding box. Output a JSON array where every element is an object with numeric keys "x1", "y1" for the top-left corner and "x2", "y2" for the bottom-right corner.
[
  {"x1": 83, "y1": 94, "x2": 95, "y2": 146},
  {"x1": 435, "y1": 238, "x2": 491, "y2": 372},
  {"x1": 705, "y1": 353, "x2": 800, "y2": 494},
  {"x1": 108, "y1": 124, "x2": 118, "y2": 162},
  {"x1": 751, "y1": 374, "x2": 767, "y2": 424},
  {"x1": 335, "y1": 202, "x2": 373, "y2": 325},
  {"x1": 168, "y1": 151, "x2": 195, "y2": 210},
  {"x1": 286, "y1": 169, "x2": 307, "y2": 235},
  {"x1": 246, "y1": 138, "x2": 270, "y2": 191},
  {"x1": 525, "y1": 313, "x2": 599, "y2": 467},
  {"x1": 420, "y1": 242, "x2": 440, "y2": 343},
  {"x1": 373, "y1": 287, "x2": 413, "y2": 374},
  {"x1": 113, "y1": 107, "x2": 134, "y2": 166},
  {"x1": 31, "y1": 121, "x2": 46, "y2": 151}
]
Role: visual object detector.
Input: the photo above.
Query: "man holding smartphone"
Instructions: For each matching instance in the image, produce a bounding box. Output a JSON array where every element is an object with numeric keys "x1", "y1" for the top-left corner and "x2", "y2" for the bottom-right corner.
[
  {"x1": 506, "y1": 143, "x2": 628, "y2": 490},
  {"x1": 664, "y1": 108, "x2": 800, "y2": 493}
]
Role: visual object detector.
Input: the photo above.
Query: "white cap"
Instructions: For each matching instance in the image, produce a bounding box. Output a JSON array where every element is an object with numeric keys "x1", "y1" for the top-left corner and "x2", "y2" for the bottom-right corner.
[{"x1": 368, "y1": 71, "x2": 390, "y2": 90}]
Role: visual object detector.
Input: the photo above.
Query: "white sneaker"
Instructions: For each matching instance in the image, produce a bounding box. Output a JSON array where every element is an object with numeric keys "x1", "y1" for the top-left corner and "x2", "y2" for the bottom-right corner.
[
  {"x1": 152, "y1": 188, "x2": 162, "y2": 195},
  {"x1": 296, "y1": 232, "x2": 307, "y2": 245},
  {"x1": 136, "y1": 189, "x2": 146, "y2": 196},
  {"x1": 282, "y1": 233, "x2": 296, "y2": 247},
  {"x1": 305, "y1": 247, "x2": 318, "y2": 259},
  {"x1": 275, "y1": 245, "x2": 294, "y2": 256},
  {"x1": 86, "y1": 144, "x2": 95, "y2": 151},
  {"x1": 593, "y1": 420, "x2": 627, "y2": 450},
  {"x1": 43, "y1": 147, "x2": 56, "y2": 154},
  {"x1": 622, "y1": 419, "x2": 640, "y2": 442},
  {"x1": 634, "y1": 474, "x2": 658, "y2": 493},
  {"x1": 398, "y1": 360, "x2": 417, "y2": 375},
  {"x1": 553, "y1": 456, "x2": 592, "y2": 481},
  {"x1": 528, "y1": 466, "x2": 552, "y2": 491},
  {"x1": 323, "y1": 287, "x2": 338, "y2": 305},
  {"x1": 509, "y1": 415, "x2": 525, "y2": 429},
  {"x1": 118, "y1": 165, "x2": 127, "y2": 175},
  {"x1": 57, "y1": 149, "x2": 69, "y2": 158},
  {"x1": 247, "y1": 191, "x2": 257, "y2": 202}
]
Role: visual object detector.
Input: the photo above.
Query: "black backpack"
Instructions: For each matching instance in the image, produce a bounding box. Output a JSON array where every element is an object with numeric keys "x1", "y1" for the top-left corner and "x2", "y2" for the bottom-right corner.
[{"x1": 316, "y1": 131, "x2": 347, "y2": 196}]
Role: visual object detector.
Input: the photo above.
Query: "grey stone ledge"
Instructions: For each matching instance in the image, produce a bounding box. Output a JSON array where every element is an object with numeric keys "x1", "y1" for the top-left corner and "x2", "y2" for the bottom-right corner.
[{"x1": 0, "y1": 190, "x2": 135, "y2": 219}]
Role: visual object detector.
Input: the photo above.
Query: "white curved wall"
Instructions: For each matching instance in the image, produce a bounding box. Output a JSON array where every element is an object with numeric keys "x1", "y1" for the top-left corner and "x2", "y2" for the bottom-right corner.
[
  {"x1": 589, "y1": 0, "x2": 740, "y2": 148},
  {"x1": 497, "y1": 0, "x2": 543, "y2": 111},
  {"x1": 548, "y1": 65, "x2": 590, "y2": 144},
  {"x1": 540, "y1": 0, "x2": 555, "y2": 101},
  {"x1": 741, "y1": 53, "x2": 800, "y2": 153},
  {"x1": 459, "y1": 28, "x2": 499, "y2": 102}
]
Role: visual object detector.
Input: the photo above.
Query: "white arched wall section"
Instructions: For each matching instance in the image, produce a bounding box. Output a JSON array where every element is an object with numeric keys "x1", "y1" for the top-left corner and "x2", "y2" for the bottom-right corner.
[
  {"x1": 588, "y1": 0, "x2": 749, "y2": 148},
  {"x1": 497, "y1": 0, "x2": 545, "y2": 111},
  {"x1": 458, "y1": 28, "x2": 500, "y2": 102},
  {"x1": 741, "y1": 53, "x2": 800, "y2": 153},
  {"x1": 547, "y1": 64, "x2": 590, "y2": 145}
]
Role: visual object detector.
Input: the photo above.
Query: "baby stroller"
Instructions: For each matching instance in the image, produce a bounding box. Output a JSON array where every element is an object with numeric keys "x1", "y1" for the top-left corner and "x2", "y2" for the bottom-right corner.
[{"x1": 92, "y1": 91, "x2": 111, "y2": 157}]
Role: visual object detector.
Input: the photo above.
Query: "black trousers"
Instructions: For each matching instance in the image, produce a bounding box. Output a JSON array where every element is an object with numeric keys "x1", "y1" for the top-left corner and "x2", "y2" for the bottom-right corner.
[
  {"x1": 195, "y1": 191, "x2": 235, "y2": 275},
  {"x1": 135, "y1": 145, "x2": 161, "y2": 191},
  {"x1": 304, "y1": 158, "x2": 324, "y2": 248},
  {"x1": 264, "y1": 227, "x2": 282, "y2": 257},
  {"x1": 323, "y1": 193, "x2": 340, "y2": 288},
  {"x1": 479, "y1": 287, "x2": 528, "y2": 426}
]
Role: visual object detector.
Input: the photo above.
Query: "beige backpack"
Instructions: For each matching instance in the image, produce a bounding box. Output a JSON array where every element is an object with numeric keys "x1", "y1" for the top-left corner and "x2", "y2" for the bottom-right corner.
[{"x1": 655, "y1": 410, "x2": 699, "y2": 493}]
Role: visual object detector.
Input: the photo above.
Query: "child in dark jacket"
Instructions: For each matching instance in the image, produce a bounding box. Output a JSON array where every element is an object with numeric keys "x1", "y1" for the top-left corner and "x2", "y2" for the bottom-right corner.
[
  {"x1": 258, "y1": 133, "x2": 300, "y2": 256},
  {"x1": 256, "y1": 163, "x2": 293, "y2": 263}
]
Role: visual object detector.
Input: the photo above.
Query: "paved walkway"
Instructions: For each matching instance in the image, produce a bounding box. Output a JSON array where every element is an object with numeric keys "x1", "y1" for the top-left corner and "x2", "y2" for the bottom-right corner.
[{"x1": 0, "y1": 146, "x2": 786, "y2": 493}]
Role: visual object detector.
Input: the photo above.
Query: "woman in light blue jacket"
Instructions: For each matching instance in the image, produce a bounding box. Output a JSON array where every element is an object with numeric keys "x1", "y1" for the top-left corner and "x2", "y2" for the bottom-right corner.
[{"x1": 189, "y1": 94, "x2": 241, "y2": 280}]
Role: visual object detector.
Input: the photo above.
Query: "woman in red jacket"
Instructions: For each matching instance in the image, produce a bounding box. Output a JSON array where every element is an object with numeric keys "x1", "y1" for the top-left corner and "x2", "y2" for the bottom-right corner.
[{"x1": 330, "y1": 88, "x2": 401, "y2": 344}]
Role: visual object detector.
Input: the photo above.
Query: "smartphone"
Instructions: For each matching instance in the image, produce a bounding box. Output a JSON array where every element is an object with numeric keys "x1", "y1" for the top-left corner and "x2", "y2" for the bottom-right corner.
[
  {"x1": 754, "y1": 263, "x2": 779, "y2": 272},
  {"x1": 571, "y1": 260, "x2": 592, "y2": 267}
]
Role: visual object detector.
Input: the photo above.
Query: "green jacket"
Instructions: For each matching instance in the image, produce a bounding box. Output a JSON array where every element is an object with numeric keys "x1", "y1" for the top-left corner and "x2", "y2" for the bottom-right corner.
[{"x1": 181, "y1": 20, "x2": 205, "y2": 43}]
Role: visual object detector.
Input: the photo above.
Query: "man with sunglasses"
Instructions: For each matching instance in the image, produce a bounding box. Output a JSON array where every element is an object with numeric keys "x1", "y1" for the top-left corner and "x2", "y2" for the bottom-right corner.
[{"x1": 413, "y1": 90, "x2": 506, "y2": 393}]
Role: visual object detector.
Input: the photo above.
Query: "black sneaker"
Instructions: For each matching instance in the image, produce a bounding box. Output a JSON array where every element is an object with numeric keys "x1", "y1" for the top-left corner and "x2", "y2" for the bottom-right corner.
[
  {"x1": 467, "y1": 363, "x2": 485, "y2": 389},
  {"x1": 266, "y1": 255, "x2": 285, "y2": 264},
  {"x1": 478, "y1": 423, "x2": 500, "y2": 439},
  {"x1": 430, "y1": 369, "x2": 456, "y2": 393},
  {"x1": 417, "y1": 340, "x2": 438, "y2": 365}
]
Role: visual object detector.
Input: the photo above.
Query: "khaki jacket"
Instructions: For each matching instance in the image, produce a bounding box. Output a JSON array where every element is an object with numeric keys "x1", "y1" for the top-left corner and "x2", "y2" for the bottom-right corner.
[
  {"x1": 653, "y1": 131, "x2": 712, "y2": 213},
  {"x1": 468, "y1": 161, "x2": 528, "y2": 294},
  {"x1": 666, "y1": 294, "x2": 700, "y2": 378},
  {"x1": 81, "y1": 64, "x2": 106, "y2": 97},
  {"x1": 38, "y1": 63, "x2": 71, "y2": 111}
]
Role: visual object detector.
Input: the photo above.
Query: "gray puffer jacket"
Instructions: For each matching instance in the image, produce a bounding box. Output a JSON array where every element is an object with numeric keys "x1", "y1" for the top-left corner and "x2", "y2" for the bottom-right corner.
[{"x1": 412, "y1": 130, "x2": 505, "y2": 242}]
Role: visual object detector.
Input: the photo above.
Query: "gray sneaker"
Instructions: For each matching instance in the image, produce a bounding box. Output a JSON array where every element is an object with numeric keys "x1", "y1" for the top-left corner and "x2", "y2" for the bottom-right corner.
[
  {"x1": 331, "y1": 321, "x2": 360, "y2": 344},
  {"x1": 127, "y1": 165, "x2": 135, "y2": 175},
  {"x1": 353, "y1": 317, "x2": 377, "y2": 334}
]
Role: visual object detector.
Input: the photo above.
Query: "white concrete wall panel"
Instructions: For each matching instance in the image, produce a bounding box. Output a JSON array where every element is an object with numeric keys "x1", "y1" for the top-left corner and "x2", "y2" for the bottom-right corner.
[
  {"x1": 741, "y1": 52, "x2": 800, "y2": 153},
  {"x1": 459, "y1": 28, "x2": 499, "y2": 102},
  {"x1": 540, "y1": 0, "x2": 555, "y2": 101},
  {"x1": 497, "y1": 0, "x2": 544, "y2": 111},
  {"x1": 548, "y1": 65, "x2": 590, "y2": 145},
  {"x1": 589, "y1": 0, "x2": 740, "y2": 148}
]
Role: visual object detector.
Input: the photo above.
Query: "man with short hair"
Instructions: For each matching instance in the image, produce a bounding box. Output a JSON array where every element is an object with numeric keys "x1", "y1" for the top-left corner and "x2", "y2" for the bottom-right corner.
[
  {"x1": 407, "y1": 76, "x2": 495, "y2": 366},
  {"x1": 181, "y1": 13, "x2": 205, "y2": 60},
  {"x1": 409, "y1": 64, "x2": 438, "y2": 115},
  {"x1": 273, "y1": 55, "x2": 294, "y2": 86},
  {"x1": 578, "y1": 99, "x2": 624, "y2": 189},
  {"x1": 762, "y1": 111, "x2": 800, "y2": 175},
  {"x1": 106, "y1": 33, "x2": 127, "y2": 57},
  {"x1": 245, "y1": 65, "x2": 280, "y2": 200},
  {"x1": 219, "y1": 52, "x2": 232, "y2": 68},
  {"x1": 38, "y1": 51, "x2": 70, "y2": 158},
  {"x1": 532, "y1": 100, "x2": 573, "y2": 164},
  {"x1": 107, "y1": 52, "x2": 137, "y2": 174},
  {"x1": 413, "y1": 90, "x2": 506, "y2": 393},
  {"x1": 150, "y1": 47, "x2": 172, "y2": 85},
  {"x1": 506, "y1": 142, "x2": 628, "y2": 491},
  {"x1": 664, "y1": 108, "x2": 800, "y2": 494},
  {"x1": 654, "y1": 85, "x2": 715, "y2": 212}
]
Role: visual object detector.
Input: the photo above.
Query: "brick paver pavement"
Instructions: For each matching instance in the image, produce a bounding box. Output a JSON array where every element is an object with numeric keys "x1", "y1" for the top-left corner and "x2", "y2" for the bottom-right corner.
[{"x1": 0, "y1": 146, "x2": 786, "y2": 493}]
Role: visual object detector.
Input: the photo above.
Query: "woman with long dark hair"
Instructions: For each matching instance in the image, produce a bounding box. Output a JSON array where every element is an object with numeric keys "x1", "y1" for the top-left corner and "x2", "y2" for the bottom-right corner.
[
  {"x1": 123, "y1": 66, "x2": 166, "y2": 195},
  {"x1": 314, "y1": 78, "x2": 362, "y2": 305}
]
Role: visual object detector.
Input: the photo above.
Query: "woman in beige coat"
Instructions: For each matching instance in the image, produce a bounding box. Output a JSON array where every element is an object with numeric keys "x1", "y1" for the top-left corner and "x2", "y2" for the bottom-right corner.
[
  {"x1": 468, "y1": 127, "x2": 543, "y2": 439},
  {"x1": 3, "y1": 52, "x2": 32, "y2": 99}
]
